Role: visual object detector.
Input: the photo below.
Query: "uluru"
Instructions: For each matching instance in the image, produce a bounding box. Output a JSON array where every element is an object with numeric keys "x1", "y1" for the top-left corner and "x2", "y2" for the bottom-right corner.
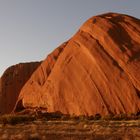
[{"x1": 1, "y1": 13, "x2": 140, "y2": 117}]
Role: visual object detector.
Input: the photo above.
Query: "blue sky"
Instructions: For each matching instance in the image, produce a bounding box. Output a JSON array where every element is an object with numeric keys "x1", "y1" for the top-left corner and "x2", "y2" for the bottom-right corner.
[{"x1": 0, "y1": 0, "x2": 140, "y2": 76}]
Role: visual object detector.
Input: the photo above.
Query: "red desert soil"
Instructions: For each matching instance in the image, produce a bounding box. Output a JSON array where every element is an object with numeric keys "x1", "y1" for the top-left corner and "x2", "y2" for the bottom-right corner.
[
  {"x1": 14, "y1": 13, "x2": 140, "y2": 116},
  {"x1": 0, "y1": 119, "x2": 140, "y2": 140},
  {"x1": 0, "y1": 62, "x2": 41, "y2": 114}
]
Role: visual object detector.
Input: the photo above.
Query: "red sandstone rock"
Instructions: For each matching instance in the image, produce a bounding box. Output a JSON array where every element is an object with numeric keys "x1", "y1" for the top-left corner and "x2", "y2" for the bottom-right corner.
[
  {"x1": 8, "y1": 13, "x2": 140, "y2": 116},
  {"x1": 0, "y1": 62, "x2": 40, "y2": 114}
]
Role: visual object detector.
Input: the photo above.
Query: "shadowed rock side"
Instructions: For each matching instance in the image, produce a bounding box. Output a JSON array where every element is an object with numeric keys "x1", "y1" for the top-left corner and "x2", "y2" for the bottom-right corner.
[
  {"x1": 15, "y1": 13, "x2": 140, "y2": 116},
  {"x1": 0, "y1": 62, "x2": 41, "y2": 114}
]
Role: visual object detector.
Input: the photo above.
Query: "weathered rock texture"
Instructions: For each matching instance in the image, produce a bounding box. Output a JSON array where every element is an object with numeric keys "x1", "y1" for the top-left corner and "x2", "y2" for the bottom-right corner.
[
  {"x1": 0, "y1": 62, "x2": 41, "y2": 114},
  {"x1": 13, "y1": 13, "x2": 140, "y2": 116}
]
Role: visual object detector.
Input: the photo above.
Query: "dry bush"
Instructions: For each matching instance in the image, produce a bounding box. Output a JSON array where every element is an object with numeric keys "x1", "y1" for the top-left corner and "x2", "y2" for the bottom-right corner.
[{"x1": 0, "y1": 114, "x2": 35, "y2": 125}]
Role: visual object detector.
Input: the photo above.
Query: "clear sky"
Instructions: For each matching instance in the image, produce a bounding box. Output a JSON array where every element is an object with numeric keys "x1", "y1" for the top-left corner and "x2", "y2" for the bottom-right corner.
[{"x1": 0, "y1": 0, "x2": 140, "y2": 76}]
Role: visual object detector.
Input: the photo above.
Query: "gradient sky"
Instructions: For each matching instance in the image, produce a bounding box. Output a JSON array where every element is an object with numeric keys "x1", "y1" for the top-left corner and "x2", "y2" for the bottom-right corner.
[{"x1": 0, "y1": 0, "x2": 140, "y2": 76}]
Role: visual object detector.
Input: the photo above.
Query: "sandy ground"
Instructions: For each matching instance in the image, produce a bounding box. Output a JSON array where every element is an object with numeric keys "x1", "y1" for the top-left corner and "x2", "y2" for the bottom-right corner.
[{"x1": 0, "y1": 120, "x2": 140, "y2": 140}]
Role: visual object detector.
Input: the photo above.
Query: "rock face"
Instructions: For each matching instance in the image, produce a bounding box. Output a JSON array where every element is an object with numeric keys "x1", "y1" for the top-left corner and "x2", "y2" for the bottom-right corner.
[
  {"x1": 0, "y1": 62, "x2": 41, "y2": 114},
  {"x1": 13, "y1": 13, "x2": 140, "y2": 116}
]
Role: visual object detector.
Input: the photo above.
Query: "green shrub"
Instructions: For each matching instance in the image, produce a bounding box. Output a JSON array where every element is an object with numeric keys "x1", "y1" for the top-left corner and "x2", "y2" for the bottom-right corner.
[
  {"x1": 112, "y1": 114, "x2": 128, "y2": 120},
  {"x1": 94, "y1": 113, "x2": 101, "y2": 120},
  {"x1": 101, "y1": 113, "x2": 114, "y2": 120},
  {"x1": 40, "y1": 111, "x2": 64, "y2": 120},
  {"x1": 0, "y1": 114, "x2": 35, "y2": 125},
  {"x1": 78, "y1": 115, "x2": 87, "y2": 121},
  {"x1": 86, "y1": 115, "x2": 95, "y2": 121},
  {"x1": 61, "y1": 114, "x2": 71, "y2": 120}
]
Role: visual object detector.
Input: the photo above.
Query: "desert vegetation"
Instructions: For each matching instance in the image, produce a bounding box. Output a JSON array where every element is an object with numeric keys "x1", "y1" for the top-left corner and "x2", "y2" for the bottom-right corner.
[
  {"x1": 0, "y1": 114, "x2": 35, "y2": 125},
  {"x1": 0, "y1": 112, "x2": 140, "y2": 140},
  {"x1": 0, "y1": 110, "x2": 140, "y2": 125}
]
